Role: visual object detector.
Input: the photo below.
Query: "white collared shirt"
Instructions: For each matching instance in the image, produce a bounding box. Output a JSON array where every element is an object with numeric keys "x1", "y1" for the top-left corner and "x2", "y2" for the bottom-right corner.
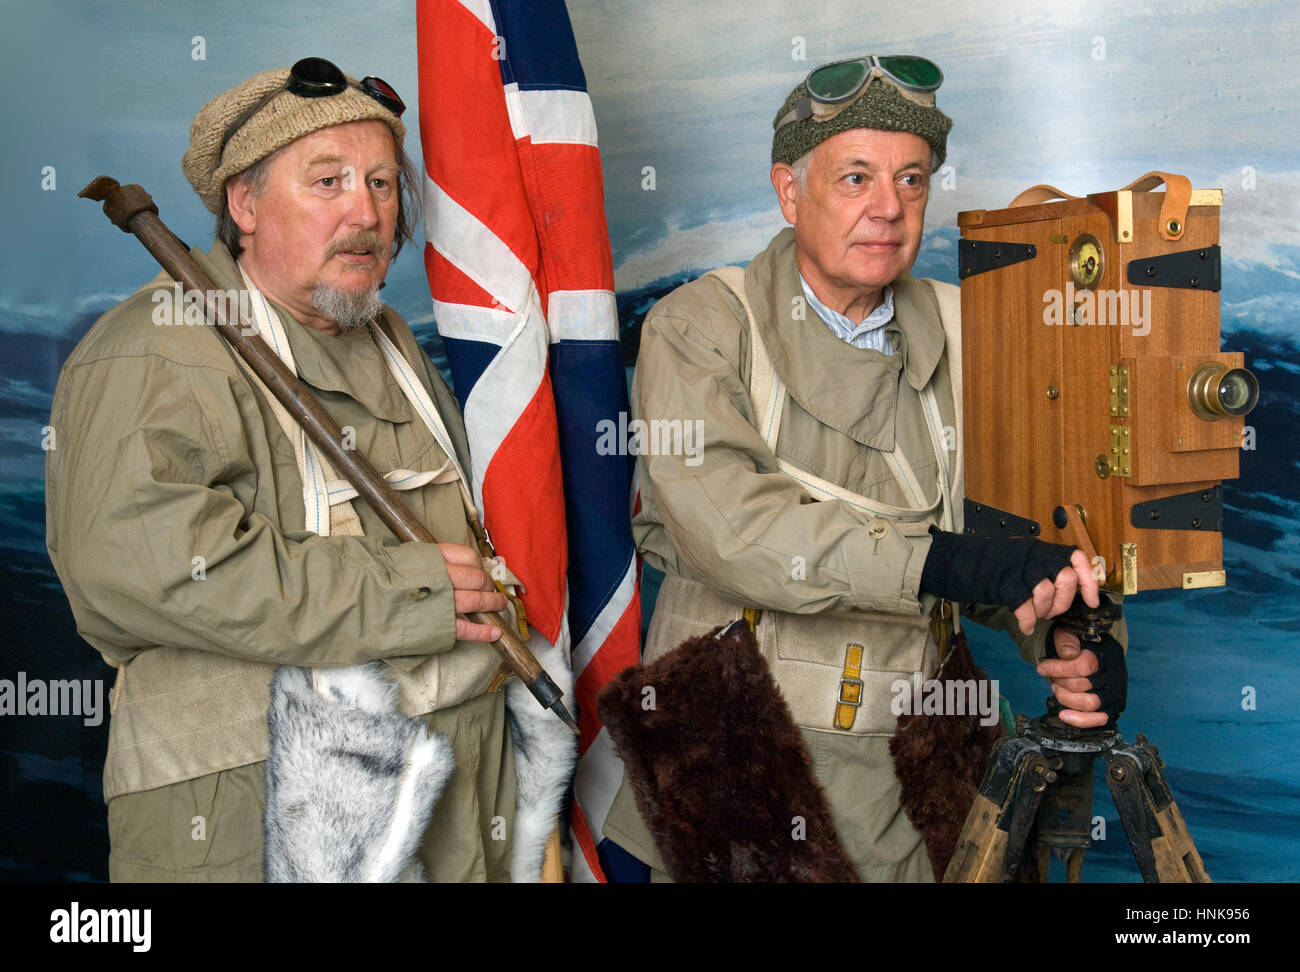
[{"x1": 799, "y1": 274, "x2": 895, "y2": 355}]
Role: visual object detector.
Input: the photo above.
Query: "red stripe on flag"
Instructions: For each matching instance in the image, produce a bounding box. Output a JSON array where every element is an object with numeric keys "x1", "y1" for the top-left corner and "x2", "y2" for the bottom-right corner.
[
  {"x1": 574, "y1": 599, "x2": 641, "y2": 756},
  {"x1": 417, "y1": 0, "x2": 540, "y2": 284},
  {"x1": 516, "y1": 141, "x2": 615, "y2": 295},
  {"x1": 569, "y1": 797, "x2": 608, "y2": 883},
  {"x1": 479, "y1": 373, "x2": 567, "y2": 645},
  {"x1": 425, "y1": 247, "x2": 500, "y2": 310}
]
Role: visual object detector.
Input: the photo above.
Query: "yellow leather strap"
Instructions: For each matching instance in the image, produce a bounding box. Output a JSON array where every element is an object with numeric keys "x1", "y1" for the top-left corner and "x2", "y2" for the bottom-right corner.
[
  {"x1": 833, "y1": 643, "x2": 866, "y2": 730},
  {"x1": 743, "y1": 607, "x2": 763, "y2": 631}
]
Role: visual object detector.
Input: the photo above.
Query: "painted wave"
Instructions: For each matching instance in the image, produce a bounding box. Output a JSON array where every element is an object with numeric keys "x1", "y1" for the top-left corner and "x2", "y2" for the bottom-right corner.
[{"x1": 2, "y1": 260, "x2": 1297, "y2": 881}]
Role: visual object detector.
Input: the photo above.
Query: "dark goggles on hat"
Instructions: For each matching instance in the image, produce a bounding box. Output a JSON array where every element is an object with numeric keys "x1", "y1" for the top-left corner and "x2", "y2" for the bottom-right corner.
[
  {"x1": 774, "y1": 55, "x2": 943, "y2": 133},
  {"x1": 219, "y1": 57, "x2": 406, "y2": 158},
  {"x1": 286, "y1": 57, "x2": 406, "y2": 116}
]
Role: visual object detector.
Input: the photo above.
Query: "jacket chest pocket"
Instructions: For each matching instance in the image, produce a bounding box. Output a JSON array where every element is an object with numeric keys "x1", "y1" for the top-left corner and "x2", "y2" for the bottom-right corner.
[{"x1": 763, "y1": 608, "x2": 935, "y2": 737}]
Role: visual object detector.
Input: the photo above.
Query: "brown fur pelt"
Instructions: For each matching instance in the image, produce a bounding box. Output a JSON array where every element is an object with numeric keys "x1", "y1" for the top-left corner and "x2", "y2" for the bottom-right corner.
[
  {"x1": 889, "y1": 631, "x2": 1006, "y2": 880},
  {"x1": 598, "y1": 620, "x2": 859, "y2": 882}
]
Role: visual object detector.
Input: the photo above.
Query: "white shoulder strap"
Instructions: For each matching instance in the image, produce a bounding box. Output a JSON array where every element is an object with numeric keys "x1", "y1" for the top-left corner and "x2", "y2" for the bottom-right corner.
[
  {"x1": 708, "y1": 266, "x2": 786, "y2": 450},
  {"x1": 923, "y1": 278, "x2": 964, "y2": 534},
  {"x1": 367, "y1": 322, "x2": 480, "y2": 521},
  {"x1": 705, "y1": 266, "x2": 943, "y2": 523},
  {"x1": 233, "y1": 265, "x2": 472, "y2": 538}
]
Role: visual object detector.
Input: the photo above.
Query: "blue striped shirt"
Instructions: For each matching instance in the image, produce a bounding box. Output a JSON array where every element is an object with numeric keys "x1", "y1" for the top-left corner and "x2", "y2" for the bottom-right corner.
[{"x1": 799, "y1": 274, "x2": 895, "y2": 355}]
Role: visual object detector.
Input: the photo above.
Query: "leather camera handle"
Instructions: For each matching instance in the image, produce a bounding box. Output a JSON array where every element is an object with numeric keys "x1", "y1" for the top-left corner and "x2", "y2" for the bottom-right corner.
[
  {"x1": 1007, "y1": 183, "x2": 1081, "y2": 208},
  {"x1": 1119, "y1": 170, "x2": 1193, "y2": 241},
  {"x1": 1007, "y1": 171, "x2": 1192, "y2": 242}
]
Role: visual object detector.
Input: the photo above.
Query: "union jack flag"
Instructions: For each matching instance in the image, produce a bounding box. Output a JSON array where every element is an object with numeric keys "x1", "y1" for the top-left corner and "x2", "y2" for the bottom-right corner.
[{"x1": 417, "y1": 0, "x2": 641, "y2": 882}]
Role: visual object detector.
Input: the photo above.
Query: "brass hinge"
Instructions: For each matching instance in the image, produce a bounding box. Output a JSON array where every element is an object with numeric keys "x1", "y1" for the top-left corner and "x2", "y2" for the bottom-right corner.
[
  {"x1": 1109, "y1": 425, "x2": 1132, "y2": 478},
  {"x1": 1109, "y1": 364, "x2": 1130, "y2": 418}
]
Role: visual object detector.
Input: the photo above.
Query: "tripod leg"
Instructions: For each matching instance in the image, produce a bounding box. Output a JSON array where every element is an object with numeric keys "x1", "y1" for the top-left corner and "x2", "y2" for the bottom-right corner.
[
  {"x1": 1066, "y1": 847, "x2": 1086, "y2": 883},
  {"x1": 944, "y1": 738, "x2": 1049, "y2": 882},
  {"x1": 1141, "y1": 752, "x2": 1211, "y2": 882},
  {"x1": 1106, "y1": 748, "x2": 1211, "y2": 883},
  {"x1": 1035, "y1": 844, "x2": 1051, "y2": 882}
]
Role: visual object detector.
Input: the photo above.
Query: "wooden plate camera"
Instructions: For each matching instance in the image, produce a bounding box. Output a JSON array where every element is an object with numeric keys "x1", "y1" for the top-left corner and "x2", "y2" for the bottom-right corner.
[{"x1": 957, "y1": 173, "x2": 1257, "y2": 593}]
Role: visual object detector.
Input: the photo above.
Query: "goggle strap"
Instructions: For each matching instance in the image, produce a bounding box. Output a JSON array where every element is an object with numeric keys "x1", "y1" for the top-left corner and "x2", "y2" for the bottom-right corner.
[
  {"x1": 775, "y1": 56, "x2": 940, "y2": 135},
  {"x1": 219, "y1": 65, "x2": 405, "y2": 160},
  {"x1": 218, "y1": 88, "x2": 284, "y2": 159}
]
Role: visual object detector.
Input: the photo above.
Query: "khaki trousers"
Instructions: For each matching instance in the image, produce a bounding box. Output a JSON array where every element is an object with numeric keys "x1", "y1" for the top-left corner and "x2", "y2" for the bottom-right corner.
[{"x1": 107, "y1": 690, "x2": 517, "y2": 882}]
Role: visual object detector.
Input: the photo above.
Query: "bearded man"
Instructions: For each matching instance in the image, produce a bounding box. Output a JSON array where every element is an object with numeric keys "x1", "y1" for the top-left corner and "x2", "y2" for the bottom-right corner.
[{"x1": 46, "y1": 58, "x2": 550, "y2": 882}]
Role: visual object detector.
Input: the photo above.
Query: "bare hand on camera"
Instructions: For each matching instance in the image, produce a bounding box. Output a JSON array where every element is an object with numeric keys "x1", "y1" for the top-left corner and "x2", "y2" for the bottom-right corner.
[
  {"x1": 1011, "y1": 548, "x2": 1100, "y2": 636},
  {"x1": 1036, "y1": 625, "x2": 1127, "y2": 728}
]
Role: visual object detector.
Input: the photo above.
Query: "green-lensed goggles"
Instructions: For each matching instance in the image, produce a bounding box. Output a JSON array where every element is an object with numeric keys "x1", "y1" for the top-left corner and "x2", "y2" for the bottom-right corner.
[{"x1": 775, "y1": 55, "x2": 943, "y2": 132}]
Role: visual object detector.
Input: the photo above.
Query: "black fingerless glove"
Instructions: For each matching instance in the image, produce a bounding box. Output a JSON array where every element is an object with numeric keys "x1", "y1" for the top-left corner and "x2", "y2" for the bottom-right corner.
[
  {"x1": 918, "y1": 526, "x2": 1077, "y2": 611},
  {"x1": 1046, "y1": 628, "x2": 1128, "y2": 725}
]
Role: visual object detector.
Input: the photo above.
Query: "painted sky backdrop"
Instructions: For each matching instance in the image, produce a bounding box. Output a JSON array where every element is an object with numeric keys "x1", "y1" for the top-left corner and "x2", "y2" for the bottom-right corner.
[
  {"x1": 1, "y1": 0, "x2": 1297, "y2": 881},
  {"x1": 3, "y1": 0, "x2": 1298, "y2": 319}
]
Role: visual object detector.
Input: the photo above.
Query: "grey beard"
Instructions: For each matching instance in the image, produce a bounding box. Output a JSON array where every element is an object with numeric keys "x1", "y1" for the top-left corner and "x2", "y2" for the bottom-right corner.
[{"x1": 311, "y1": 284, "x2": 383, "y2": 333}]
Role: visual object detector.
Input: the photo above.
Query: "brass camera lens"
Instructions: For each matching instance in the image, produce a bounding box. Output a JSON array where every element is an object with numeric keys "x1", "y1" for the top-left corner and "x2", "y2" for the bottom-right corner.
[
  {"x1": 1068, "y1": 233, "x2": 1105, "y2": 289},
  {"x1": 1187, "y1": 362, "x2": 1259, "y2": 421}
]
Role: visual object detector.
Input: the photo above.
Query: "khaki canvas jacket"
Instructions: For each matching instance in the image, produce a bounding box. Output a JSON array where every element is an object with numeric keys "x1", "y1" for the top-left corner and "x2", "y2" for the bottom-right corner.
[
  {"x1": 632, "y1": 229, "x2": 1070, "y2": 718},
  {"x1": 46, "y1": 242, "x2": 503, "y2": 800}
]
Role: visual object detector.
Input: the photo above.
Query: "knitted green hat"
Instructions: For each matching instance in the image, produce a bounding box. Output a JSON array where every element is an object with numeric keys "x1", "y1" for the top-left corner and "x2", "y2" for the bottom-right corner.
[
  {"x1": 183, "y1": 66, "x2": 406, "y2": 214},
  {"x1": 771, "y1": 76, "x2": 952, "y2": 168}
]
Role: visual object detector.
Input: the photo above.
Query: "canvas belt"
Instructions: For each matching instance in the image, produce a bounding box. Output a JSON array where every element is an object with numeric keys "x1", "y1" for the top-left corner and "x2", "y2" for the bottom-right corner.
[{"x1": 829, "y1": 597, "x2": 959, "y2": 730}]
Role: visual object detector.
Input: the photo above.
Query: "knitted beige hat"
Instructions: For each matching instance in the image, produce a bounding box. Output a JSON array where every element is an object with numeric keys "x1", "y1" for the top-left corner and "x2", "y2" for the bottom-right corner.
[{"x1": 182, "y1": 66, "x2": 407, "y2": 213}]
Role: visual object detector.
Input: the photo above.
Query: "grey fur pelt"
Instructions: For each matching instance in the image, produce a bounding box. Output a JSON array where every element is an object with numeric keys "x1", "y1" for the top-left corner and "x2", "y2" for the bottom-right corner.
[
  {"x1": 505, "y1": 631, "x2": 578, "y2": 882},
  {"x1": 264, "y1": 663, "x2": 455, "y2": 883},
  {"x1": 265, "y1": 647, "x2": 579, "y2": 883}
]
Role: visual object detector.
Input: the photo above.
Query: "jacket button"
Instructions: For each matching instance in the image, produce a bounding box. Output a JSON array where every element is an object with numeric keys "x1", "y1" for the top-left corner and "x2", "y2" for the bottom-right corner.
[
  {"x1": 868, "y1": 522, "x2": 889, "y2": 539},
  {"x1": 410, "y1": 586, "x2": 431, "y2": 601}
]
